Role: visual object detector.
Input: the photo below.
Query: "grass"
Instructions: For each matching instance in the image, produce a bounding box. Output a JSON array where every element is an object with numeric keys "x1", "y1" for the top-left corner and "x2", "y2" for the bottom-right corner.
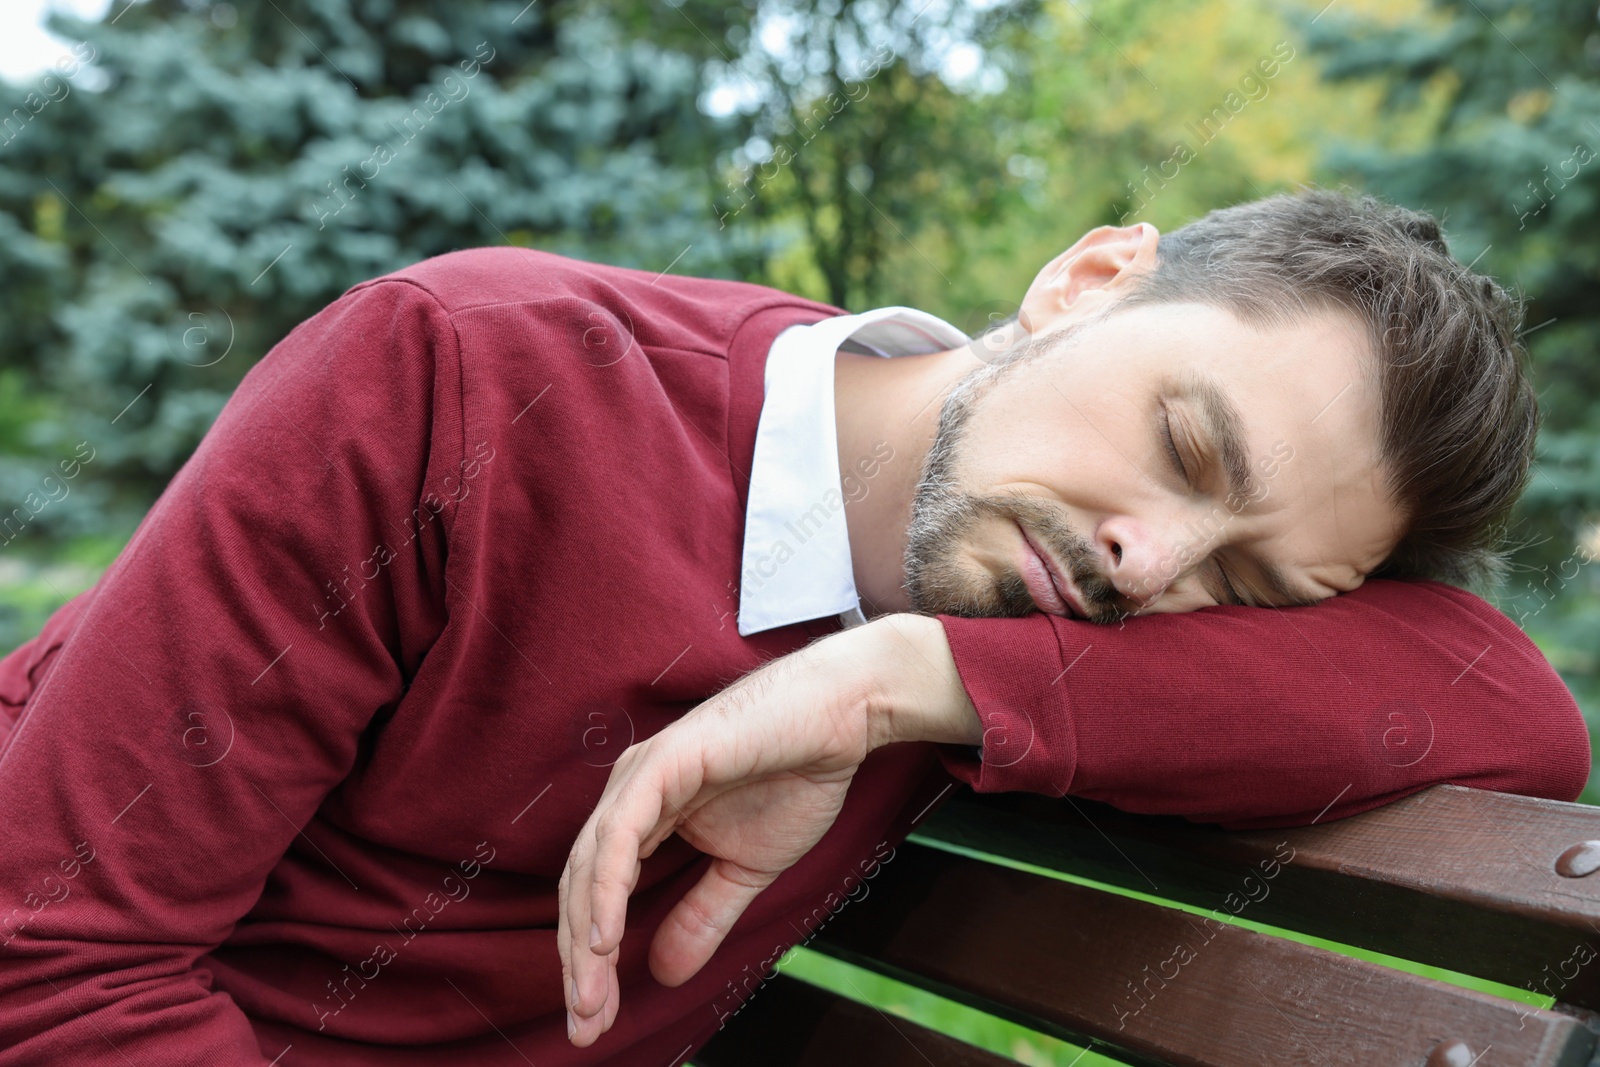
[{"x1": 779, "y1": 948, "x2": 1125, "y2": 1066}]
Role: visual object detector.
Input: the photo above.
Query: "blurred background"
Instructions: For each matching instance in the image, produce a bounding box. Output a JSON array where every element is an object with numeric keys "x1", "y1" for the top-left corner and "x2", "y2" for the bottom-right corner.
[{"x1": 1, "y1": 0, "x2": 1597, "y2": 1059}]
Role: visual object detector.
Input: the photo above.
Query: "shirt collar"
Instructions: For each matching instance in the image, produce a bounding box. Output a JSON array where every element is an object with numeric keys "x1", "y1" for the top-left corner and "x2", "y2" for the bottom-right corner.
[{"x1": 737, "y1": 307, "x2": 970, "y2": 637}]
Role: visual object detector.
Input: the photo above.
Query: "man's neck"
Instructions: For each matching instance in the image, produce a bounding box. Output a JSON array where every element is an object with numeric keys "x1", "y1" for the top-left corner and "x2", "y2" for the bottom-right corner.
[{"x1": 833, "y1": 344, "x2": 984, "y2": 616}]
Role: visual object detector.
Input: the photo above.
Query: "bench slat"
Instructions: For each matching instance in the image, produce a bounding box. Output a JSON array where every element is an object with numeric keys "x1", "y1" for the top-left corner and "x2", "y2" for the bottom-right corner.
[
  {"x1": 921, "y1": 785, "x2": 1600, "y2": 1012},
  {"x1": 693, "y1": 971, "x2": 1016, "y2": 1067},
  {"x1": 809, "y1": 842, "x2": 1598, "y2": 1067}
]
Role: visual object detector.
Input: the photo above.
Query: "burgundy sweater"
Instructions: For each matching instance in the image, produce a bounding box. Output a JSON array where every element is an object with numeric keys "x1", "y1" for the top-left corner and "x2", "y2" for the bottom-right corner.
[{"x1": 0, "y1": 248, "x2": 1587, "y2": 1065}]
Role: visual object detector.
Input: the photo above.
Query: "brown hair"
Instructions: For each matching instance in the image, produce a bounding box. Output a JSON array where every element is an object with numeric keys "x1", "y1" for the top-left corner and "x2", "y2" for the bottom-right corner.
[{"x1": 1115, "y1": 188, "x2": 1537, "y2": 589}]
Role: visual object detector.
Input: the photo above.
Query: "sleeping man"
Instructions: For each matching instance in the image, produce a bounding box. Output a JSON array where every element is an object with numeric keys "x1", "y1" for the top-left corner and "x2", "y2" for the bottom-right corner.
[{"x1": 0, "y1": 189, "x2": 1586, "y2": 1065}]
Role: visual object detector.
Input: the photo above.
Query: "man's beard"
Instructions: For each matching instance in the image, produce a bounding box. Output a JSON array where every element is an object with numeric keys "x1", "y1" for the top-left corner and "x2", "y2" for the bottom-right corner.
[{"x1": 903, "y1": 335, "x2": 1124, "y2": 622}]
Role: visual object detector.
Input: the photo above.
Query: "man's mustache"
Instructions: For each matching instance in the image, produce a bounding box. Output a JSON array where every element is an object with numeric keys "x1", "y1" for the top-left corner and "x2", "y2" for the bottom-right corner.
[{"x1": 989, "y1": 495, "x2": 1128, "y2": 623}]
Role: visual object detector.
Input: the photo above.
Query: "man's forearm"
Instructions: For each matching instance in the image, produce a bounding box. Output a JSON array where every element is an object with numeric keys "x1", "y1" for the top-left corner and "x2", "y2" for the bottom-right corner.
[{"x1": 928, "y1": 581, "x2": 1590, "y2": 826}]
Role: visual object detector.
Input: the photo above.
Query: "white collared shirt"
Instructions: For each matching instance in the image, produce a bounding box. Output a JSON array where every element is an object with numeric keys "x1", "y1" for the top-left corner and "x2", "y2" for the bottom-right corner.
[{"x1": 737, "y1": 307, "x2": 970, "y2": 637}]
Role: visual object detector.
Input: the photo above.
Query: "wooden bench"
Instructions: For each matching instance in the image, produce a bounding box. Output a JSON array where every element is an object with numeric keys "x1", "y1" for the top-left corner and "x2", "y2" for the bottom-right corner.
[{"x1": 695, "y1": 784, "x2": 1600, "y2": 1066}]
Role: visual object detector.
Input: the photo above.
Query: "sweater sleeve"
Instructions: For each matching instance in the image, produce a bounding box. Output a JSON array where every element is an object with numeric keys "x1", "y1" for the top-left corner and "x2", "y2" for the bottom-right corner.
[
  {"x1": 0, "y1": 279, "x2": 460, "y2": 1063},
  {"x1": 934, "y1": 578, "x2": 1593, "y2": 829}
]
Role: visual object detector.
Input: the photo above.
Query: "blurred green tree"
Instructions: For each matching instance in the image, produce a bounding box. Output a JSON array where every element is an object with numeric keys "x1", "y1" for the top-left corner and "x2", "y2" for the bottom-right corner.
[
  {"x1": 0, "y1": 0, "x2": 763, "y2": 556},
  {"x1": 703, "y1": 0, "x2": 1040, "y2": 312},
  {"x1": 0, "y1": 0, "x2": 1055, "y2": 646}
]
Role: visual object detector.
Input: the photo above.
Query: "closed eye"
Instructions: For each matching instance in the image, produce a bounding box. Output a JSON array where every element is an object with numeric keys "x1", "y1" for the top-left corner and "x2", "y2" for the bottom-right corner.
[
  {"x1": 1166, "y1": 399, "x2": 1243, "y2": 606},
  {"x1": 1214, "y1": 558, "x2": 1245, "y2": 606},
  {"x1": 1159, "y1": 404, "x2": 1189, "y2": 485}
]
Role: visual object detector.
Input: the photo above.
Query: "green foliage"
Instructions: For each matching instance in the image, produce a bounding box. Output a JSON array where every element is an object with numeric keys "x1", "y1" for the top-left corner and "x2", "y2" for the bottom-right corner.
[
  {"x1": 0, "y1": 0, "x2": 766, "y2": 575},
  {"x1": 0, "y1": 0, "x2": 1056, "y2": 651},
  {"x1": 705, "y1": 0, "x2": 1041, "y2": 309}
]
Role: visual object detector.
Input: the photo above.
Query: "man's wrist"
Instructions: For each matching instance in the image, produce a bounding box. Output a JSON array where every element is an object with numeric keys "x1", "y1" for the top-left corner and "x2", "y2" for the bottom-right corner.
[{"x1": 855, "y1": 612, "x2": 981, "y2": 750}]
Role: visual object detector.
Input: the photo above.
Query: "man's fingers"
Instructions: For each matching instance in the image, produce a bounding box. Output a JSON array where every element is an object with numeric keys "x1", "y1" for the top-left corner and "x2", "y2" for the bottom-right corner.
[
  {"x1": 572, "y1": 773, "x2": 675, "y2": 1022},
  {"x1": 586, "y1": 808, "x2": 652, "y2": 958},
  {"x1": 648, "y1": 858, "x2": 778, "y2": 988},
  {"x1": 603, "y1": 947, "x2": 621, "y2": 1032},
  {"x1": 564, "y1": 826, "x2": 607, "y2": 1021},
  {"x1": 587, "y1": 750, "x2": 700, "y2": 955},
  {"x1": 558, "y1": 852, "x2": 584, "y2": 1024},
  {"x1": 569, "y1": 945, "x2": 623, "y2": 1048}
]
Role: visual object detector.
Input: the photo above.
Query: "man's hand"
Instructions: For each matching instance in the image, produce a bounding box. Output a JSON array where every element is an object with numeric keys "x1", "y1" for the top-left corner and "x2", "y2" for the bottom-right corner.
[{"x1": 557, "y1": 612, "x2": 978, "y2": 1047}]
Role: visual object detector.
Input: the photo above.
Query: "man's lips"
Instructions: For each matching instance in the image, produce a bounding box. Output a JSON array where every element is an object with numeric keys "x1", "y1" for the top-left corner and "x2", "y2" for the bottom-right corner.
[{"x1": 1018, "y1": 523, "x2": 1089, "y2": 620}]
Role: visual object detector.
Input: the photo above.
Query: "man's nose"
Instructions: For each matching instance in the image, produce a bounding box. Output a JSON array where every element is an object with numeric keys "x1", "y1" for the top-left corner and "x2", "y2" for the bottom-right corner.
[{"x1": 1095, "y1": 516, "x2": 1193, "y2": 609}]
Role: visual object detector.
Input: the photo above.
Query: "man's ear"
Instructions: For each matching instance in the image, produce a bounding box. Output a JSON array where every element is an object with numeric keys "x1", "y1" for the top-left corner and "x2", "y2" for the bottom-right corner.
[{"x1": 1017, "y1": 223, "x2": 1160, "y2": 337}]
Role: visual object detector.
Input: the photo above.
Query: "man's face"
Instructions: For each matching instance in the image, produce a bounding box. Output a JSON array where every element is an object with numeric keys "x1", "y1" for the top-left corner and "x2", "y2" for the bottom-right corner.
[{"x1": 904, "y1": 300, "x2": 1402, "y2": 621}]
